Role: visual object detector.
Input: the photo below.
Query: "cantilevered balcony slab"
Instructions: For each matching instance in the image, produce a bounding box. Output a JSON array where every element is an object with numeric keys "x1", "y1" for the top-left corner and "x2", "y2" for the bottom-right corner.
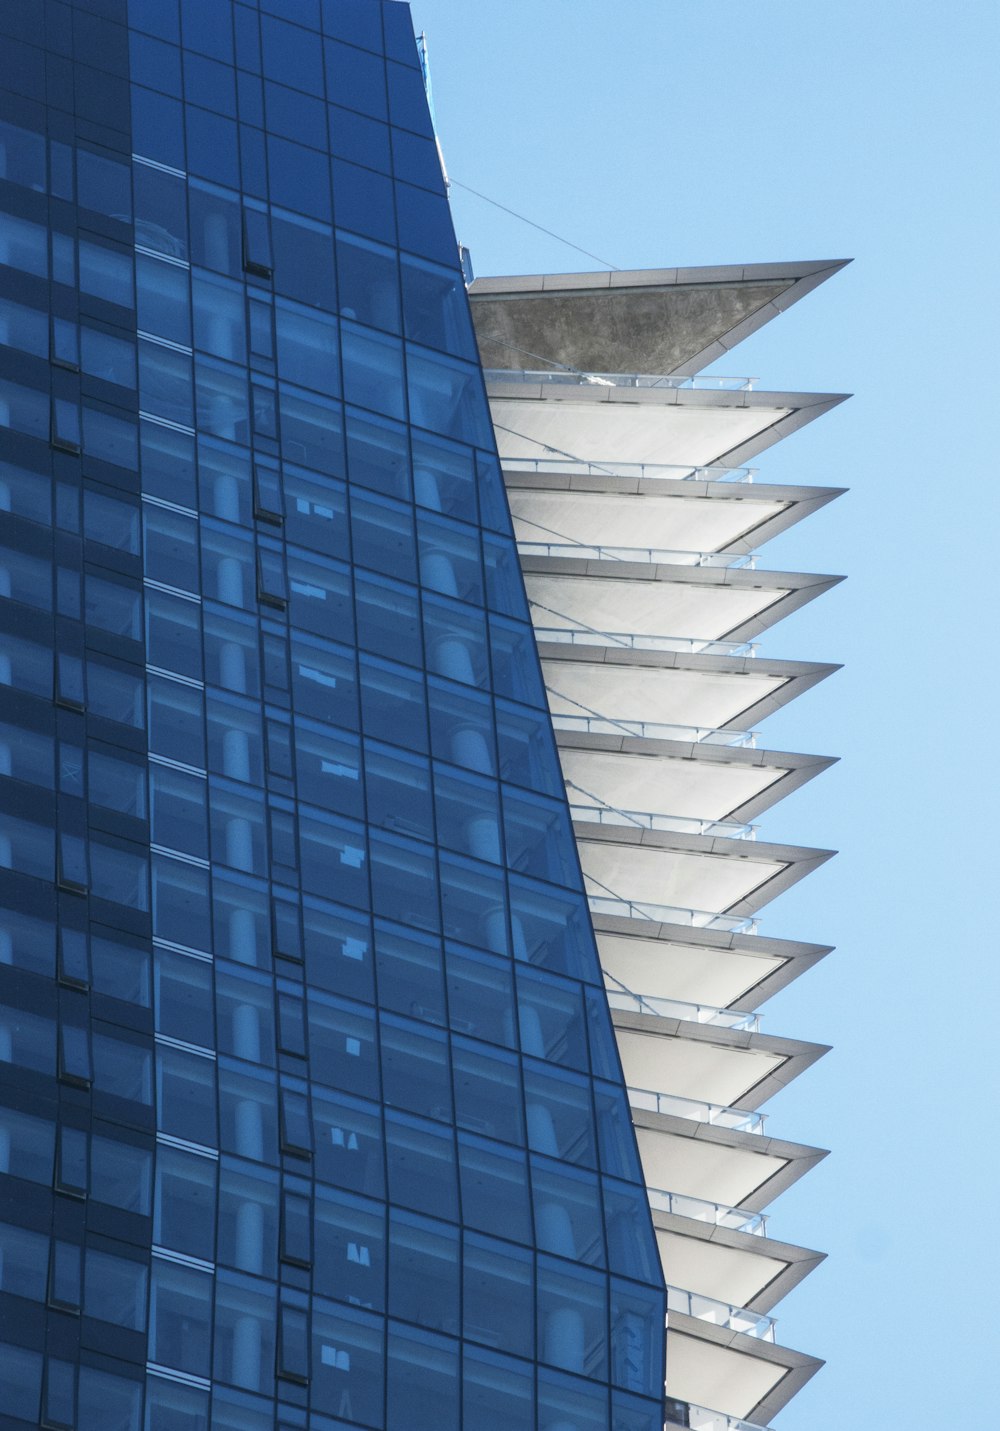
[
  {"x1": 523, "y1": 557, "x2": 842, "y2": 647},
  {"x1": 611, "y1": 1015, "x2": 828, "y2": 1111},
  {"x1": 487, "y1": 383, "x2": 847, "y2": 471},
  {"x1": 470, "y1": 260, "x2": 849, "y2": 377},
  {"x1": 634, "y1": 1110, "x2": 827, "y2": 1212},
  {"x1": 506, "y1": 475, "x2": 843, "y2": 559},
  {"x1": 653, "y1": 1217, "x2": 824, "y2": 1315},
  {"x1": 575, "y1": 824, "x2": 834, "y2": 920},
  {"x1": 541, "y1": 647, "x2": 840, "y2": 736},
  {"x1": 557, "y1": 735, "x2": 835, "y2": 825},
  {"x1": 666, "y1": 1320, "x2": 822, "y2": 1423},
  {"x1": 595, "y1": 917, "x2": 832, "y2": 1012}
]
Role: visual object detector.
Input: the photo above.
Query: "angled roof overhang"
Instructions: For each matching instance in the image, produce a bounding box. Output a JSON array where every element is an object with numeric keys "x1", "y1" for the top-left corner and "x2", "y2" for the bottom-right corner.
[
  {"x1": 632, "y1": 1110, "x2": 828, "y2": 1210},
  {"x1": 505, "y1": 475, "x2": 845, "y2": 558},
  {"x1": 522, "y1": 557, "x2": 843, "y2": 644},
  {"x1": 666, "y1": 1320, "x2": 823, "y2": 1423},
  {"x1": 594, "y1": 917, "x2": 832, "y2": 1011},
  {"x1": 487, "y1": 383, "x2": 848, "y2": 471},
  {"x1": 469, "y1": 259, "x2": 850, "y2": 376},
  {"x1": 574, "y1": 824, "x2": 835, "y2": 917},
  {"x1": 611, "y1": 1013, "x2": 829, "y2": 1110},
  {"x1": 652, "y1": 1216, "x2": 825, "y2": 1314},
  {"x1": 556, "y1": 733, "x2": 836, "y2": 824},
  {"x1": 540, "y1": 648, "x2": 841, "y2": 733}
]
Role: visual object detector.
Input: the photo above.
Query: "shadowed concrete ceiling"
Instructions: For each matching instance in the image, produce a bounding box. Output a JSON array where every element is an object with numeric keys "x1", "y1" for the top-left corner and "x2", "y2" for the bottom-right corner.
[{"x1": 471, "y1": 279, "x2": 792, "y2": 374}]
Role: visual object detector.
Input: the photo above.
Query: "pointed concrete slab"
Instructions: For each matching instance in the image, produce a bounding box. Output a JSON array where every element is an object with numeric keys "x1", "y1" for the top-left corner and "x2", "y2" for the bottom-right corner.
[
  {"x1": 632, "y1": 1110, "x2": 829, "y2": 1211},
  {"x1": 666, "y1": 1318, "x2": 823, "y2": 1423},
  {"x1": 610, "y1": 1013, "x2": 830, "y2": 1111},
  {"x1": 651, "y1": 1215, "x2": 825, "y2": 1315},
  {"x1": 592, "y1": 915, "x2": 833, "y2": 1011},
  {"x1": 539, "y1": 648, "x2": 842, "y2": 736},
  {"x1": 470, "y1": 259, "x2": 850, "y2": 376},
  {"x1": 487, "y1": 383, "x2": 849, "y2": 473},
  {"x1": 555, "y1": 733, "x2": 837, "y2": 825},
  {"x1": 505, "y1": 474, "x2": 846, "y2": 559},
  {"x1": 522, "y1": 556, "x2": 844, "y2": 646},
  {"x1": 574, "y1": 824, "x2": 835, "y2": 919}
]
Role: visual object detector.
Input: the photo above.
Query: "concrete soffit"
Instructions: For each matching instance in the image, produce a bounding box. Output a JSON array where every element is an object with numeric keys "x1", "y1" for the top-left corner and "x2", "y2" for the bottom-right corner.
[
  {"x1": 521, "y1": 558, "x2": 845, "y2": 644},
  {"x1": 504, "y1": 475, "x2": 847, "y2": 559},
  {"x1": 651, "y1": 1210, "x2": 826, "y2": 1314},
  {"x1": 591, "y1": 914, "x2": 834, "y2": 1011},
  {"x1": 554, "y1": 732, "x2": 838, "y2": 825},
  {"x1": 538, "y1": 647, "x2": 843, "y2": 733},
  {"x1": 610, "y1": 1011, "x2": 831, "y2": 1111},
  {"x1": 487, "y1": 384, "x2": 850, "y2": 473},
  {"x1": 630, "y1": 1108, "x2": 830, "y2": 1211},
  {"x1": 469, "y1": 259, "x2": 850, "y2": 377}
]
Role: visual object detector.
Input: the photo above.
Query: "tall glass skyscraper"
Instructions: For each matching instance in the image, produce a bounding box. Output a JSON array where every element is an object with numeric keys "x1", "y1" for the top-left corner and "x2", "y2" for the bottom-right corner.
[{"x1": 0, "y1": 3, "x2": 669, "y2": 1430}]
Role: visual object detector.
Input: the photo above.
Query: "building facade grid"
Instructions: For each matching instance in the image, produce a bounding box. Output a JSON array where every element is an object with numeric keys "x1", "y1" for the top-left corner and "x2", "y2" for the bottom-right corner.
[{"x1": 0, "y1": 2, "x2": 667, "y2": 1430}]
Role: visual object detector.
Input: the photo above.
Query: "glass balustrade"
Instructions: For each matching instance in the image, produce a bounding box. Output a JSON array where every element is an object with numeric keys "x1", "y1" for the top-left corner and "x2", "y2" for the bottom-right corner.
[
  {"x1": 666, "y1": 1285, "x2": 776, "y2": 1341},
  {"x1": 627, "y1": 1085, "x2": 765, "y2": 1134},
  {"x1": 518, "y1": 540, "x2": 756, "y2": 569},
  {"x1": 570, "y1": 802, "x2": 757, "y2": 840},
  {"x1": 604, "y1": 986, "x2": 760, "y2": 1033},
  {"x1": 644, "y1": 1186, "x2": 767, "y2": 1236},
  {"x1": 549, "y1": 711, "x2": 758, "y2": 748},
  {"x1": 503, "y1": 455, "x2": 756, "y2": 482},
  {"x1": 586, "y1": 892, "x2": 759, "y2": 934},
  {"x1": 677, "y1": 1405, "x2": 777, "y2": 1431},
  {"x1": 486, "y1": 368, "x2": 756, "y2": 391},
  {"x1": 532, "y1": 625, "x2": 759, "y2": 657}
]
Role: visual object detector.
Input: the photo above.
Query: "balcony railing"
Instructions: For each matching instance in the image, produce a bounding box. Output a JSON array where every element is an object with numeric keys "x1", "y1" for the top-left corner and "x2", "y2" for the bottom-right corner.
[
  {"x1": 503, "y1": 455, "x2": 756, "y2": 483},
  {"x1": 627, "y1": 1084, "x2": 765, "y2": 1135},
  {"x1": 667, "y1": 1404, "x2": 777, "y2": 1431},
  {"x1": 645, "y1": 1186, "x2": 768, "y2": 1237},
  {"x1": 518, "y1": 540, "x2": 757, "y2": 569},
  {"x1": 605, "y1": 985, "x2": 760, "y2": 1033},
  {"x1": 486, "y1": 368, "x2": 756, "y2": 391},
  {"x1": 550, "y1": 712, "x2": 758, "y2": 748},
  {"x1": 533, "y1": 626, "x2": 759, "y2": 658},
  {"x1": 587, "y1": 892, "x2": 759, "y2": 934},
  {"x1": 667, "y1": 1285, "x2": 776, "y2": 1342},
  {"x1": 571, "y1": 802, "x2": 757, "y2": 841}
]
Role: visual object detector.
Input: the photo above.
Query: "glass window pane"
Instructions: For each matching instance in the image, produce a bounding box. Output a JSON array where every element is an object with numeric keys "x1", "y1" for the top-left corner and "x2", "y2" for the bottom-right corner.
[
  {"x1": 276, "y1": 299, "x2": 340, "y2": 395},
  {"x1": 0, "y1": 214, "x2": 47, "y2": 277},
  {"x1": 0, "y1": 119, "x2": 45, "y2": 191},
  {"x1": 217, "y1": 1163, "x2": 279, "y2": 1275},
  {"x1": 0, "y1": 294, "x2": 47, "y2": 358},
  {"x1": 0, "y1": 1105, "x2": 54, "y2": 1184},
  {"x1": 150, "y1": 1261, "x2": 213, "y2": 1377},
  {"x1": 85, "y1": 489, "x2": 140, "y2": 553},
  {"x1": 0, "y1": 1221, "x2": 49, "y2": 1299},
  {"x1": 155, "y1": 1145, "x2": 217, "y2": 1261},
  {"x1": 342, "y1": 323, "x2": 404, "y2": 419},
  {"x1": 79, "y1": 240, "x2": 134, "y2": 307},
  {"x1": 84, "y1": 1248, "x2": 147, "y2": 1329},
  {"x1": 91, "y1": 1134, "x2": 153, "y2": 1214},
  {"x1": 0, "y1": 1341, "x2": 42, "y2": 1422},
  {"x1": 193, "y1": 270, "x2": 247, "y2": 362},
  {"x1": 157, "y1": 1045, "x2": 218, "y2": 1145},
  {"x1": 78, "y1": 150, "x2": 133, "y2": 221}
]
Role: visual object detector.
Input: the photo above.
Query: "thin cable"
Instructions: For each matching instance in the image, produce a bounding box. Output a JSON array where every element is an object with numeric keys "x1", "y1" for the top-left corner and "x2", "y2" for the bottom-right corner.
[
  {"x1": 490, "y1": 422, "x2": 620, "y2": 478},
  {"x1": 450, "y1": 179, "x2": 620, "y2": 271}
]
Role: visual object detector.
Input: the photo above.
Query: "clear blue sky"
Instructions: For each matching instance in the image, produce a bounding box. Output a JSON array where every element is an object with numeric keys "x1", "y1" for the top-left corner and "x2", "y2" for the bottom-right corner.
[{"x1": 411, "y1": 2, "x2": 1000, "y2": 1425}]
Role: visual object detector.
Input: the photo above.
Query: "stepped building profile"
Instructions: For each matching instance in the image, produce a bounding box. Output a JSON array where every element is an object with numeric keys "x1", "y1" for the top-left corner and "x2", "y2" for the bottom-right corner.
[
  {"x1": 0, "y1": 2, "x2": 844, "y2": 1430},
  {"x1": 469, "y1": 262, "x2": 847, "y2": 1429}
]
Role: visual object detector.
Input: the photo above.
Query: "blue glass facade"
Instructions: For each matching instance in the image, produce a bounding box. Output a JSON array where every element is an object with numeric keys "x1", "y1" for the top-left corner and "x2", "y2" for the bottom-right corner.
[{"x1": 0, "y1": 2, "x2": 666, "y2": 1428}]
